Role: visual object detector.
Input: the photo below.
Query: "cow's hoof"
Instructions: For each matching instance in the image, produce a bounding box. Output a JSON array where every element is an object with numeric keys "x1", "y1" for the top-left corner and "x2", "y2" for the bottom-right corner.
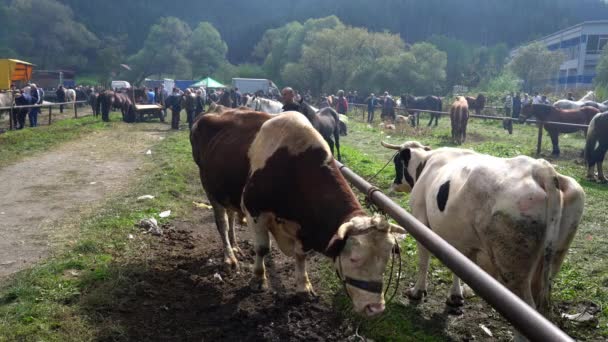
[
  {"x1": 296, "y1": 290, "x2": 319, "y2": 302},
  {"x1": 446, "y1": 295, "x2": 465, "y2": 307},
  {"x1": 232, "y1": 247, "x2": 243, "y2": 256},
  {"x1": 223, "y1": 256, "x2": 240, "y2": 271},
  {"x1": 250, "y1": 277, "x2": 269, "y2": 292},
  {"x1": 406, "y1": 288, "x2": 427, "y2": 300},
  {"x1": 446, "y1": 305, "x2": 464, "y2": 316}
]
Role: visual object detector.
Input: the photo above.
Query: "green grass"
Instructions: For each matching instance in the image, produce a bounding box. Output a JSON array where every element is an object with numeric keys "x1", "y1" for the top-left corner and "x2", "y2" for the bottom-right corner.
[
  {"x1": 0, "y1": 114, "x2": 122, "y2": 168},
  {"x1": 333, "y1": 108, "x2": 608, "y2": 340},
  {"x1": 0, "y1": 128, "x2": 200, "y2": 341}
]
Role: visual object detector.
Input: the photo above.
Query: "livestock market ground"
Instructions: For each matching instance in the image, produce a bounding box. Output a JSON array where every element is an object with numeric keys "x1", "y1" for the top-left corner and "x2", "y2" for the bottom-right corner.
[{"x1": 0, "y1": 107, "x2": 606, "y2": 341}]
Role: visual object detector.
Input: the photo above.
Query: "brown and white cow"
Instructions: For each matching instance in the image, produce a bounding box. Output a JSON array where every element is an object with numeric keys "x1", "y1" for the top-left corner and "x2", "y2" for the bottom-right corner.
[
  {"x1": 450, "y1": 96, "x2": 469, "y2": 145},
  {"x1": 191, "y1": 109, "x2": 405, "y2": 316},
  {"x1": 382, "y1": 141, "x2": 584, "y2": 339}
]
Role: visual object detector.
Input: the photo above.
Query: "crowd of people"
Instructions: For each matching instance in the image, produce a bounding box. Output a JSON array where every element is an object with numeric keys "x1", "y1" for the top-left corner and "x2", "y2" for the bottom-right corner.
[{"x1": 10, "y1": 83, "x2": 44, "y2": 129}]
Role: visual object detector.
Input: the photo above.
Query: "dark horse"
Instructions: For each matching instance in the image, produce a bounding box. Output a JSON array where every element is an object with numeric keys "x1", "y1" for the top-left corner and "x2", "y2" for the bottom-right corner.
[
  {"x1": 464, "y1": 94, "x2": 486, "y2": 115},
  {"x1": 89, "y1": 92, "x2": 100, "y2": 117},
  {"x1": 585, "y1": 111, "x2": 608, "y2": 183},
  {"x1": 519, "y1": 103, "x2": 599, "y2": 156},
  {"x1": 401, "y1": 95, "x2": 443, "y2": 127},
  {"x1": 98, "y1": 90, "x2": 134, "y2": 122},
  {"x1": 300, "y1": 101, "x2": 342, "y2": 161}
]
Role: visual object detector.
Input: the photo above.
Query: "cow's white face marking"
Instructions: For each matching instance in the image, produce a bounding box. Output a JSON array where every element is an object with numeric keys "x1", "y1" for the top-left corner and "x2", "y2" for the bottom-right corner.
[
  {"x1": 389, "y1": 142, "x2": 431, "y2": 193},
  {"x1": 248, "y1": 112, "x2": 332, "y2": 173},
  {"x1": 332, "y1": 215, "x2": 404, "y2": 316}
]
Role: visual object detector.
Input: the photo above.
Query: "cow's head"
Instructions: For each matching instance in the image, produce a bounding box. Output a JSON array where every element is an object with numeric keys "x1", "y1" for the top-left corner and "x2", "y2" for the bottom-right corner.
[
  {"x1": 381, "y1": 141, "x2": 431, "y2": 193},
  {"x1": 326, "y1": 215, "x2": 406, "y2": 317}
]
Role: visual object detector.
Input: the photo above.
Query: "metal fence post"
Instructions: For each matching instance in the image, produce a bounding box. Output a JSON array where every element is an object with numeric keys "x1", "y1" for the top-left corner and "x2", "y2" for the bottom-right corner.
[
  {"x1": 536, "y1": 123, "x2": 544, "y2": 156},
  {"x1": 74, "y1": 102, "x2": 78, "y2": 118},
  {"x1": 9, "y1": 102, "x2": 14, "y2": 130},
  {"x1": 48, "y1": 106, "x2": 52, "y2": 125}
]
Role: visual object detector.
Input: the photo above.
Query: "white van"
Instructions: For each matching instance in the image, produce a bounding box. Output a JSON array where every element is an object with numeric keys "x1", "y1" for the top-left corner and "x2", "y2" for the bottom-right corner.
[{"x1": 111, "y1": 80, "x2": 131, "y2": 91}]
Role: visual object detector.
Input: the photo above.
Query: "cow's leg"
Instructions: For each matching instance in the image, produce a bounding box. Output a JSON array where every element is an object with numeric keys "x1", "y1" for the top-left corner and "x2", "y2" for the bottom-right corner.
[
  {"x1": 227, "y1": 210, "x2": 242, "y2": 256},
  {"x1": 295, "y1": 253, "x2": 316, "y2": 297},
  {"x1": 250, "y1": 216, "x2": 270, "y2": 291},
  {"x1": 407, "y1": 242, "x2": 430, "y2": 300},
  {"x1": 427, "y1": 112, "x2": 434, "y2": 127},
  {"x1": 327, "y1": 138, "x2": 335, "y2": 157},
  {"x1": 209, "y1": 199, "x2": 239, "y2": 269},
  {"x1": 334, "y1": 131, "x2": 341, "y2": 161},
  {"x1": 446, "y1": 274, "x2": 464, "y2": 307}
]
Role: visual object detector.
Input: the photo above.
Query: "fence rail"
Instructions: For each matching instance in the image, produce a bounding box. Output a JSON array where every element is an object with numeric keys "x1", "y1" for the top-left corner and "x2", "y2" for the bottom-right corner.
[
  {"x1": 1, "y1": 100, "x2": 89, "y2": 130},
  {"x1": 349, "y1": 103, "x2": 590, "y2": 155},
  {"x1": 335, "y1": 160, "x2": 573, "y2": 342}
]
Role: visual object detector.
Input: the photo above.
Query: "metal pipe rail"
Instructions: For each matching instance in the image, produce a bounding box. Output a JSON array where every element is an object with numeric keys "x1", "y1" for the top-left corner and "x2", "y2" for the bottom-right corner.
[
  {"x1": 335, "y1": 160, "x2": 573, "y2": 342},
  {"x1": 0, "y1": 100, "x2": 88, "y2": 110}
]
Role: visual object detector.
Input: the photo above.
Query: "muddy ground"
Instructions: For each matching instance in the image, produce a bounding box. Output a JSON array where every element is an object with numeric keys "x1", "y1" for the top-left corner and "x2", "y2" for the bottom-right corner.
[{"x1": 85, "y1": 210, "x2": 359, "y2": 342}]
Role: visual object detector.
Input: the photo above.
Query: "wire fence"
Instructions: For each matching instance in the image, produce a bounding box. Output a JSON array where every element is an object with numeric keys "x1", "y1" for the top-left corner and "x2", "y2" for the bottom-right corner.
[{"x1": 0, "y1": 100, "x2": 90, "y2": 130}]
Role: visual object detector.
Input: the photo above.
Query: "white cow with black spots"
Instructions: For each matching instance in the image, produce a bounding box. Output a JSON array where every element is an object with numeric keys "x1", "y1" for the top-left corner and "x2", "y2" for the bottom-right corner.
[{"x1": 382, "y1": 141, "x2": 585, "y2": 341}]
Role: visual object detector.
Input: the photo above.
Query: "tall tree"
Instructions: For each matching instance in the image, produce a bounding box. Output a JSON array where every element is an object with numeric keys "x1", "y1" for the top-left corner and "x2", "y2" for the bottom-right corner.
[
  {"x1": 8, "y1": 0, "x2": 98, "y2": 69},
  {"x1": 127, "y1": 17, "x2": 192, "y2": 83},
  {"x1": 188, "y1": 22, "x2": 228, "y2": 79},
  {"x1": 508, "y1": 42, "x2": 565, "y2": 92}
]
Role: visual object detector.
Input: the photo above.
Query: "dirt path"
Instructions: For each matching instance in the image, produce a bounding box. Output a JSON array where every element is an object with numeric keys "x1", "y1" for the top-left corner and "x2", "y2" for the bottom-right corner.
[{"x1": 0, "y1": 123, "x2": 170, "y2": 277}]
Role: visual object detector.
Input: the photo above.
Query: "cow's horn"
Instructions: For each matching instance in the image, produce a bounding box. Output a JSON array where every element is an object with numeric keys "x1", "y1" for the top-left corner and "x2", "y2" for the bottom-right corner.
[
  {"x1": 335, "y1": 221, "x2": 354, "y2": 239},
  {"x1": 381, "y1": 141, "x2": 402, "y2": 150},
  {"x1": 389, "y1": 223, "x2": 407, "y2": 235}
]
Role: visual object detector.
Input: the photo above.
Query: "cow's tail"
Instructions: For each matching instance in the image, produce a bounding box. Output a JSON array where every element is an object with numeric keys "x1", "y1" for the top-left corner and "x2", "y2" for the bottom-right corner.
[{"x1": 537, "y1": 165, "x2": 563, "y2": 314}]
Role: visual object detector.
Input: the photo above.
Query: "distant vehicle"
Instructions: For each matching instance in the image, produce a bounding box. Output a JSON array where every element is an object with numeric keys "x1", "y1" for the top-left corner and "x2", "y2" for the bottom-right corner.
[
  {"x1": 31, "y1": 70, "x2": 76, "y2": 91},
  {"x1": 143, "y1": 78, "x2": 175, "y2": 91},
  {"x1": 111, "y1": 80, "x2": 131, "y2": 91},
  {"x1": 232, "y1": 78, "x2": 279, "y2": 97}
]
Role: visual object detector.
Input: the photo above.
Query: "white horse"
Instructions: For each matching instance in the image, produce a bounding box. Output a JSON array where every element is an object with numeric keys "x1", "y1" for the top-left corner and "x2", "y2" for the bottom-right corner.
[
  {"x1": 245, "y1": 96, "x2": 283, "y2": 114},
  {"x1": 554, "y1": 99, "x2": 608, "y2": 112},
  {"x1": 65, "y1": 88, "x2": 76, "y2": 109},
  {"x1": 579, "y1": 91, "x2": 596, "y2": 102}
]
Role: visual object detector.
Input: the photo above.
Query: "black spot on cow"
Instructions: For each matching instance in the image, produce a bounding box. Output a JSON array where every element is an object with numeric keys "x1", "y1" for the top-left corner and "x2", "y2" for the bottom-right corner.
[
  {"x1": 399, "y1": 149, "x2": 415, "y2": 188},
  {"x1": 436, "y1": 180, "x2": 450, "y2": 212},
  {"x1": 415, "y1": 161, "x2": 426, "y2": 180},
  {"x1": 553, "y1": 176, "x2": 560, "y2": 189}
]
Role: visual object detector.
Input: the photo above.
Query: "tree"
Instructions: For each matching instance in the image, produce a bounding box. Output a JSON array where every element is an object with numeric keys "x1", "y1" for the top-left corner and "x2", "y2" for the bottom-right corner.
[
  {"x1": 188, "y1": 22, "x2": 228, "y2": 78},
  {"x1": 594, "y1": 47, "x2": 608, "y2": 100},
  {"x1": 127, "y1": 17, "x2": 192, "y2": 83},
  {"x1": 508, "y1": 42, "x2": 565, "y2": 92},
  {"x1": 7, "y1": 0, "x2": 98, "y2": 69}
]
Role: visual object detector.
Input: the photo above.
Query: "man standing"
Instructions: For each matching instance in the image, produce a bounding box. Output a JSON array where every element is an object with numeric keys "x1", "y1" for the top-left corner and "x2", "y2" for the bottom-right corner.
[
  {"x1": 56, "y1": 85, "x2": 66, "y2": 113},
  {"x1": 165, "y1": 87, "x2": 182, "y2": 130},
  {"x1": 503, "y1": 92, "x2": 513, "y2": 134},
  {"x1": 366, "y1": 93, "x2": 377, "y2": 123},
  {"x1": 381, "y1": 91, "x2": 395, "y2": 122},
  {"x1": 512, "y1": 92, "x2": 522, "y2": 119},
  {"x1": 14, "y1": 90, "x2": 31, "y2": 129},
  {"x1": 281, "y1": 87, "x2": 302, "y2": 112},
  {"x1": 195, "y1": 89, "x2": 205, "y2": 117},
  {"x1": 29, "y1": 84, "x2": 41, "y2": 127},
  {"x1": 181, "y1": 89, "x2": 196, "y2": 130},
  {"x1": 234, "y1": 87, "x2": 242, "y2": 107},
  {"x1": 533, "y1": 92, "x2": 542, "y2": 104}
]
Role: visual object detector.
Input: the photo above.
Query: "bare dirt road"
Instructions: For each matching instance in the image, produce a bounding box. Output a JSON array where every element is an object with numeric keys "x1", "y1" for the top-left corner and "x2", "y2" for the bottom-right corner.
[{"x1": 0, "y1": 123, "x2": 169, "y2": 277}]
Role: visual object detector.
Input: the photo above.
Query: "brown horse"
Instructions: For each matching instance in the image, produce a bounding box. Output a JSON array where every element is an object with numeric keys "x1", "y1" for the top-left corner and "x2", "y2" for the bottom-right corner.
[
  {"x1": 465, "y1": 94, "x2": 486, "y2": 115},
  {"x1": 519, "y1": 103, "x2": 599, "y2": 156},
  {"x1": 585, "y1": 112, "x2": 608, "y2": 182},
  {"x1": 450, "y1": 96, "x2": 469, "y2": 145}
]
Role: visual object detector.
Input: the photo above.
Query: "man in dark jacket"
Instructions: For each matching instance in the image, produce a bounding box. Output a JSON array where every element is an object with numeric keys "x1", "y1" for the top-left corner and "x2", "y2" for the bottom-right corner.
[
  {"x1": 14, "y1": 90, "x2": 32, "y2": 129},
  {"x1": 29, "y1": 85, "x2": 41, "y2": 127},
  {"x1": 366, "y1": 93, "x2": 377, "y2": 123},
  {"x1": 165, "y1": 88, "x2": 182, "y2": 129},
  {"x1": 56, "y1": 85, "x2": 66, "y2": 113},
  {"x1": 180, "y1": 89, "x2": 197, "y2": 130},
  {"x1": 281, "y1": 87, "x2": 302, "y2": 112},
  {"x1": 512, "y1": 92, "x2": 522, "y2": 119}
]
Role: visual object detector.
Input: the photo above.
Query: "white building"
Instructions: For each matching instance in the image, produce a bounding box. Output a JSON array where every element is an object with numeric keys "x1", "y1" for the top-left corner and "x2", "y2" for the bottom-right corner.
[{"x1": 511, "y1": 20, "x2": 608, "y2": 90}]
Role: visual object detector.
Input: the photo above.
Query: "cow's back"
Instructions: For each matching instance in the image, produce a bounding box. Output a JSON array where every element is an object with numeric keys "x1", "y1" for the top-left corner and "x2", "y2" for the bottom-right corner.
[{"x1": 191, "y1": 109, "x2": 272, "y2": 210}]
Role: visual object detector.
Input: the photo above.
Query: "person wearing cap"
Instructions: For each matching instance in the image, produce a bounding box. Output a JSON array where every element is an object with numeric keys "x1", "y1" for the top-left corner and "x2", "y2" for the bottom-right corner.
[{"x1": 366, "y1": 92, "x2": 377, "y2": 123}]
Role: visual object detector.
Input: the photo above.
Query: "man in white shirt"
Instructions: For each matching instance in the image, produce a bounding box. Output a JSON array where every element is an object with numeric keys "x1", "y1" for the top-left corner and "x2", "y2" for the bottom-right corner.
[{"x1": 532, "y1": 92, "x2": 542, "y2": 104}]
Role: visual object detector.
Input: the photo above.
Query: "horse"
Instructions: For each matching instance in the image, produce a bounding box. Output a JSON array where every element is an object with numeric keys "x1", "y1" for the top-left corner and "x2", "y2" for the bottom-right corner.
[
  {"x1": 401, "y1": 94, "x2": 443, "y2": 127},
  {"x1": 464, "y1": 93, "x2": 486, "y2": 115},
  {"x1": 585, "y1": 112, "x2": 608, "y2": 183},
  {"x1": 300, "y1": 101, "x2": 342, "y2": 161},
  {"x1": 553, "y1": 99, "x2": 608, "y2": 112},
  {"x1": 450, "y1": 96, "x2": 469, "y2": 145},
  {"x1": 98, "y1": 90, "x2": 115, "y2": 122},
  {"x1": 245, "y1": 95, "x2": 283, "y2": 114},
  {"x1": 65, "y1": 88, "x2": 76, "y2": 109},
  {"x1": 89, "y1": 92, "x2": 100, "y2": 117},
  {"x1": 519, "y1": 103, "x2": 600, "y2": 156},
  {"x1": 114, "y1": 91, "x2": 135, "y2": 122},
  {"x1": 579, "y1": 91, "x2": 596, "y2": 102}
]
